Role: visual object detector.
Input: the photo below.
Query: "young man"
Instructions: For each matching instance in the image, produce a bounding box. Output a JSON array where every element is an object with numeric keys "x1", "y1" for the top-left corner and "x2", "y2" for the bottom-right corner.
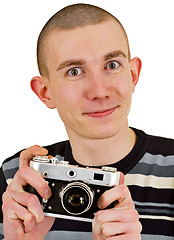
[{"x1": 1, "y1": 3, "x2": 174, "y2": 240}]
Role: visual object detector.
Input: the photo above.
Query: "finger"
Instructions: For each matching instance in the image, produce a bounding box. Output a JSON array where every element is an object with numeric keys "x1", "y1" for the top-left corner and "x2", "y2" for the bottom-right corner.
[
  {"x1": 3, "y1": 190, "x2": 44, "y2": 224},
  {"x1": 3, "y1": 197, "x2": 36, "y2": 233},
  {"x1": 93, "y1": 210, "x2": 141, "y2": 240},
  {"x1": 100, "y1": 221, "x2": 142, "y2": 238},
  {"x1": 93, "y1": 209, "x2": 132, "y2": 237},
  {"x1": 94, "y1": 208, "x2": 139, "y2": 227},
  {"x1": 19, "y1": 145, "x2": 48, "y2": 168},
  {"x1": 105, "y1": 232, "x2": 141, "y2": 240},
  {"x1": 118, "y1": 172, "x2": 125, "y2": 185},
  {"x1": 8, "y1": 166, "x2": 51, "y2": 199},
  {"x1": 97, "y1": 184, "x2": 134, "y2": 209},
  {"x1": 3, "y1": 216, "x2": 25, "y2": 239}
]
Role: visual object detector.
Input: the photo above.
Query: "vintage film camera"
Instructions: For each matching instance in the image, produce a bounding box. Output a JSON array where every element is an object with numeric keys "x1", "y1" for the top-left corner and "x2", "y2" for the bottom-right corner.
[{"x1": 27, "y1": 155, "x2": 120, "y2": 222}]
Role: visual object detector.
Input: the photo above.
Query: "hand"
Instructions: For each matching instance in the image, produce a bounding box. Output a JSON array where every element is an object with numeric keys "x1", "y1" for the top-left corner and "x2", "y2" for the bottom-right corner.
[
  {"x1": 92, "y1": 173, "x2": 142, "y2": 240},
  {"x1": 19, "y1": 145, "x2": 49, "y2": 168},
  {"x1": 2, "y1": 145, "x2": 55, "y2": 240}
]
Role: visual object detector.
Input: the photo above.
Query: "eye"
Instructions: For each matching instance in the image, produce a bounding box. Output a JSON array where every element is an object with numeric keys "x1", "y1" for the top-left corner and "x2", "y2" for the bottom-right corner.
[
  {"x1": 106, "y1": 61, "x2": 120, "y2": 70},
  {"x1": 67, "y1": 67, "x2": 83, "y2": 76}
]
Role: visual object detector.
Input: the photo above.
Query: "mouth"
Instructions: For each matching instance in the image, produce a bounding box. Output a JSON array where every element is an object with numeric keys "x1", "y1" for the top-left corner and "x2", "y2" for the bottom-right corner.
[{"x1": 84, "y1": 107, "x2": 117, "y2": 118}]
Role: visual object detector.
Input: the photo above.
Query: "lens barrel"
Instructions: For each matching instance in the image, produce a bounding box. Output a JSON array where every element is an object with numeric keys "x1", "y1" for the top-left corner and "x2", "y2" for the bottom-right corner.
[{"x1": 60, "y1": 182, "x2": 94, "y2": 215}]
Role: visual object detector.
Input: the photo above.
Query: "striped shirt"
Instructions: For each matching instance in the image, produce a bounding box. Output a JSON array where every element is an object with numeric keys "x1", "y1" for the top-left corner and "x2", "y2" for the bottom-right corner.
[{"x1": 1, "y1": 128, "x2": 174, "y2": 239}]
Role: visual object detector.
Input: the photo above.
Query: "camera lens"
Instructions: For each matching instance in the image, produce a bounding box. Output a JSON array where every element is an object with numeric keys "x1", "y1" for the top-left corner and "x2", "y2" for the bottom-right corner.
[
  {"x1": 68, "y1": 193, "x2": 84, "y2": 206},
  {"x1": 60, "y1": 182, "x2": 94, "y2": 215}
]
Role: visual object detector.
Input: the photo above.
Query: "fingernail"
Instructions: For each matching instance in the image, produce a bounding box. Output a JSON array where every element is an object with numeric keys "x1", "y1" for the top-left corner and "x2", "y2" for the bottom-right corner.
[
  {"x1": 44, "y1": 188, "x2": 51, "y2": 199},
  {"x1": 97, "y1": 200, "x2": 103, "y2": 209},
  {"x1": 36, "y1": 150, "x2": 47, "y2": 155}
]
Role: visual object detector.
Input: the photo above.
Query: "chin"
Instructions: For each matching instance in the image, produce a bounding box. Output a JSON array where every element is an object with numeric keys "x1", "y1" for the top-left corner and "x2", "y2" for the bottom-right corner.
[{"x1": 87, "y1": 128, "x2": 118, "y2": 140}]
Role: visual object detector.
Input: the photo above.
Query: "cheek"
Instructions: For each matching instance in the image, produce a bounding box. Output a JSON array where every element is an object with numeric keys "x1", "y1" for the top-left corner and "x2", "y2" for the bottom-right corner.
[
  {"x1": 51, "y1": 83, "x2": 81, "y2": 113},
  {"x1": 112, "y1": 74, "x2": 133, "y2": 100}
]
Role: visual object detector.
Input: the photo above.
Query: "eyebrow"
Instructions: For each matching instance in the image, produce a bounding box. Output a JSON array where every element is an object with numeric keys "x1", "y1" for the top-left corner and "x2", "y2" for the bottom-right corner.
[
  {"x1": 104, "y1": 50, "x2": 127, "y2": 61},
  {"x1": 56, "y1": 50, "x2": 127, "y2": 71},
  {"x1": 56, "y1": 59, "x2": 86, "y2": 71}
]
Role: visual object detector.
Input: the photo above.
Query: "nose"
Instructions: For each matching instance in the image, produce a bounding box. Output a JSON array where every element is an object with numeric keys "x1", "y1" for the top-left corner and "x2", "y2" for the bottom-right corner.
[{"x1": 84, "y1": 73, "x2": 111, "y2": 101}]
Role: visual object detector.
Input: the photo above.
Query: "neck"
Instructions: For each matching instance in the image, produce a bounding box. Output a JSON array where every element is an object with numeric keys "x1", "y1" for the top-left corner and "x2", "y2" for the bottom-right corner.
[{"x1": 67, "y1": 122, "x2": 136, "y2": 166}]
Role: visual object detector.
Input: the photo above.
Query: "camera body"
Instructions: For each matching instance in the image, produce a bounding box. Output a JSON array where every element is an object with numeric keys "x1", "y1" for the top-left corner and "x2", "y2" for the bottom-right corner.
[{"x1": 28, "y1": 156, "x2": 120, "y2": 222}]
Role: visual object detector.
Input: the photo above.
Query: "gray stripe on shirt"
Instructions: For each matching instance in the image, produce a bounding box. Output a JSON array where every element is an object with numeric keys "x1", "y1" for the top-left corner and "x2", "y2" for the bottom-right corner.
[
  {"x1": 2, "y1": 157, "x2": 19, "y2": 172},
  {"x1": 1, "y1": 223, "x2": 174, "y2": 239},
  {"x1": 129, "y1": 162, "x2": 174, "y2": 177},
  {"x1": 140, "y1": 153, "x2": 174, "y2": 166},
  {"x1": 141, "y1": 234, "x2": 174, "y2": 240},
  {"x1": 0, "y1": 223, "x2": 4, "y2": 239},
  {"x1": 136, "y1": 207, "x2": 174, "y2": 216},
  {"x1": 128, "y1": 153, "x2": 174, "y2": 177},
  {"x1": 134, "y1": 201, "x2": 174, "y2": 219},
  {"x1": 134, "y1": 201, "x2": 174, "y2": 209},
  {"x1": 45, "y1": 230, "x2": 92, "y2": 240}
]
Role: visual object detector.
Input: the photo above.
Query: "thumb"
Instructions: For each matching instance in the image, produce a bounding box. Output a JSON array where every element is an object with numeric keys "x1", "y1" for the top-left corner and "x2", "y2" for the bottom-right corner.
[{"x1": 118, "y1": 171, "x2": 125, "y2": 185}]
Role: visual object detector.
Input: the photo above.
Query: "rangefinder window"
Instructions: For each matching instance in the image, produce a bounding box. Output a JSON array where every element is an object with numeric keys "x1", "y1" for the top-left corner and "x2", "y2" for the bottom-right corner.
[{"x1": 94, "y1": 173, "x2": 104, "y2": 181}]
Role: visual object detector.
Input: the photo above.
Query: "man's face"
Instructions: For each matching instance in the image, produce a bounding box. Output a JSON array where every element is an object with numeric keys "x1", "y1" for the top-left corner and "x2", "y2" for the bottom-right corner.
[{"x1": 43, "y1": 19, "x2": 140, "y2": 140}]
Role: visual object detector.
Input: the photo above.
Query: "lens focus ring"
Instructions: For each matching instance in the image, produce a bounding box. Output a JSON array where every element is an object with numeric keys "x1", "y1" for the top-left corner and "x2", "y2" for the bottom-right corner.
[{"x1": 60, "y1": 181, "x2": 94, "y2": 215}]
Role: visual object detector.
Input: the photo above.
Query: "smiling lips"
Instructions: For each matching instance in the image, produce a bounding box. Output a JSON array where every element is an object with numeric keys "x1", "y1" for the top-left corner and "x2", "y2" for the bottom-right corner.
[{"x1": 85, "y1": 107, "x2": 117, "y2": 118}]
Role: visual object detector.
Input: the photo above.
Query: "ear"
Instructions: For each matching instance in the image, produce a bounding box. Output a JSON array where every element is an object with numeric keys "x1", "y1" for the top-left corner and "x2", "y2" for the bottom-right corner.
[
  {"x1": 30, "y1": 76, "x2": 56, "y2": 109},
  {"x1": 130, "y1": 57, "x2": 142, "y2": 93}
]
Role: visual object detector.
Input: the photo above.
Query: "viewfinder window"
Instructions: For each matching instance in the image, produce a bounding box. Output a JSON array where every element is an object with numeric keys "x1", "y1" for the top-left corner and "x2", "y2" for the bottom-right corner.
[{"x1": 94, "y1": 173, "x2": 104, "y2": 181}]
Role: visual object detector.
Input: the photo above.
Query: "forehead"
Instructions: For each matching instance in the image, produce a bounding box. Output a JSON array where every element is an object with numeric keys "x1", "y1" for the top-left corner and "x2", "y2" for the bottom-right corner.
[{"x1": 46, "y1": 20, "x2": 128, "y2": 66}]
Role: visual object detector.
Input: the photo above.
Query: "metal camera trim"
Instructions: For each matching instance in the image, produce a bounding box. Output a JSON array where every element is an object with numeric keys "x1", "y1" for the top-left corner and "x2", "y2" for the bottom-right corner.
[
  {"x1": 60, "y1": 181, "x2": 94, "y2": 215},
  {"x1": 29, "y1": 155, "x2": 120, "y2": 222}
]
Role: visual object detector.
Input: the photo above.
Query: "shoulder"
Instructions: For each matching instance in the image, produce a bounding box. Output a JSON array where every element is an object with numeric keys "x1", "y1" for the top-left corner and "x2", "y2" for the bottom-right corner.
[
  {"x1": 146, "y1": 132, "x2": 174, "y2": 156},
  {"x1": 132, "y1": 127, "x2": 174, "y2": 156},
  {"x1": 43, "y1": 140, "x2": 71, "y2": 156}
]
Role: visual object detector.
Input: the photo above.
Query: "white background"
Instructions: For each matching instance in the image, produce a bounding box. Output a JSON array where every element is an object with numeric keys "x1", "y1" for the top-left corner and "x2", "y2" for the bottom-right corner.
[{"x1": 1, "y1": 0, "x2": 174, "y2": 165}]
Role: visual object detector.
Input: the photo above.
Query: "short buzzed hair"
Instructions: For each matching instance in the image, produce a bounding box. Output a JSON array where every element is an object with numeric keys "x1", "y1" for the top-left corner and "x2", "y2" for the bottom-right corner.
[{"x1": 37, "y1": 3, "x2": 130, "y2": 77}]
